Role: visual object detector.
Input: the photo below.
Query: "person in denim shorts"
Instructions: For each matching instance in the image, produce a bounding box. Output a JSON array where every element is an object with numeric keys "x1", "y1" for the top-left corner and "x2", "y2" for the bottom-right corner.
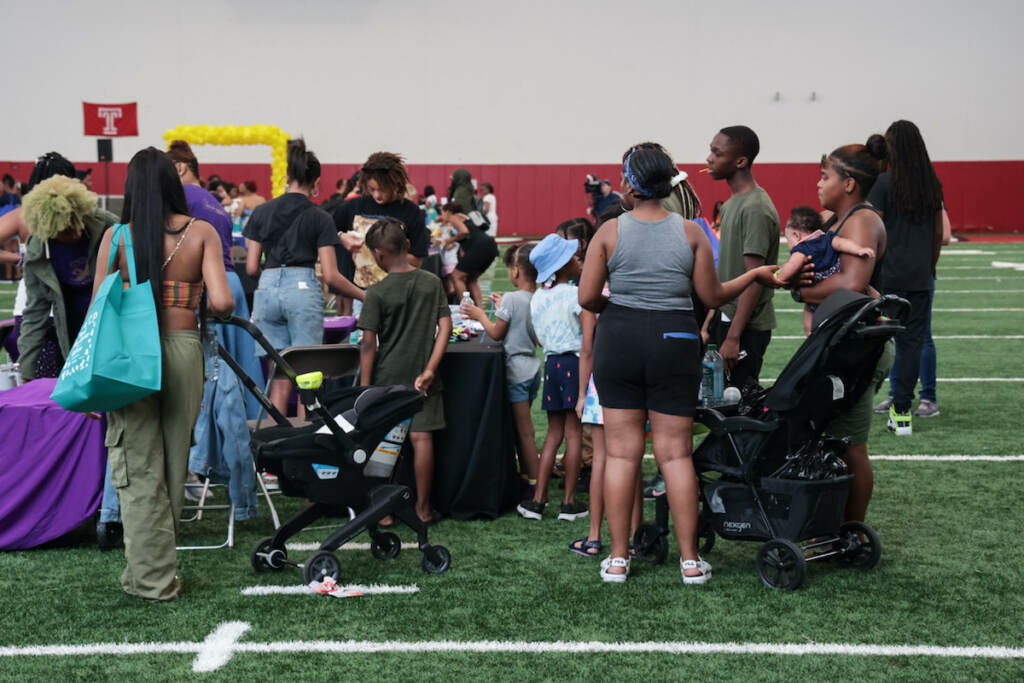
[{"x1": 244, "y1": 139, "x2": 364, "y2": 416}]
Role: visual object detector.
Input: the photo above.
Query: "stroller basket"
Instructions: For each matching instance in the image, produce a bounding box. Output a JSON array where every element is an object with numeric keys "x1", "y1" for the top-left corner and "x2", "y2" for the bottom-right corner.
[{"x1": 702, "y1": 473, "x2": 852, "y2": 543}]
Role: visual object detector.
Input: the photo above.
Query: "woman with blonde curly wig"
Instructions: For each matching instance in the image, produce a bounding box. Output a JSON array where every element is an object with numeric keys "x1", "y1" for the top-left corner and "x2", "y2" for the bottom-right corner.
[{"x1": 17, "y1": 153, "x2": 117, "y2": 380}]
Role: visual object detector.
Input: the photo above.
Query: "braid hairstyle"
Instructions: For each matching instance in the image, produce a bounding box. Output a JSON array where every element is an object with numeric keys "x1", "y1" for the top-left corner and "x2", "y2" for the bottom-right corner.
[
  {"x1": 885, "y1": 120, "x2": 944, "y2": 224},
  {"x1": 27, "y1": 152, "x2": 76, "y2": 193},
  {"x1": 825, "y1": 134, "x2": 888, "y2": 198},
  {"x1": 359, "y1": 152, "x2": 409, "y2": 198}
]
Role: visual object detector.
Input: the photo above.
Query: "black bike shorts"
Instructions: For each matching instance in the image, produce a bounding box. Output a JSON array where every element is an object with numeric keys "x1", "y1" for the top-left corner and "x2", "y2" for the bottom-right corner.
[{"x1": 592, "y1": 303, "x2": 700, "y2": 417}]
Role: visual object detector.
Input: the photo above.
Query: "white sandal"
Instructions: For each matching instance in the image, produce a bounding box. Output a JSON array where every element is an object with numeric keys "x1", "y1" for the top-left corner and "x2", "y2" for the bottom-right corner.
[
  {"x1": 600, "y1": 556, "x2": 630, "y2": 583},
  {"x1": 680, "y1": 556, "x2": 712, "y2": 584}
]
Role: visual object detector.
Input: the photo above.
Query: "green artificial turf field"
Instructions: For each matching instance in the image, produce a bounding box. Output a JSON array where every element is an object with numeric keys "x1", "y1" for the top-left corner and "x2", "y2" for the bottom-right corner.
[{"x1": 0, "y1": 242, "x2": 1022, "y2": 680}]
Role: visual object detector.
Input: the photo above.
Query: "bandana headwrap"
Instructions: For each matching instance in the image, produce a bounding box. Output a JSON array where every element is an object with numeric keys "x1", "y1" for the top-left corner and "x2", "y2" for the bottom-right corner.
[{"x1": 622, "y1": 150, "x2": 652, "y2": 199}]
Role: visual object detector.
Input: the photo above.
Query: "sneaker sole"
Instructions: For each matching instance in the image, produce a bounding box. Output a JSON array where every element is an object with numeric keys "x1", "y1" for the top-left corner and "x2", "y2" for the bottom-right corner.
[
  {"x1": 682, "y1": 571, "x2": 712, "y2": 585},
  {"x1": 600, "y1": 570, "x2": 628, "y2": 583},
  {"x1": 914, "y1": 410, "x2": 940, "y2": 418},
  {"x1": 887, "y1": 423, "x2": 913, "y2": 436},
  {"x1": 558, "y1": 511, "x2": 589, "y2": 521},
  {"x1": 516, "y1": 505, "x2": 543, "y2": 520}
]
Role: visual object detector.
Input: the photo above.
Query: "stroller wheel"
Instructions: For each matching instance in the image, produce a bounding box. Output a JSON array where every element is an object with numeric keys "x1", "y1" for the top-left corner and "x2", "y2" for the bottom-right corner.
[
  {"x1": 251, "y1": 537, "x2": 287, "y2": 573},
  {"x1": 835, "y1": 521, "x2": 881, "y2": 570},
  {"x1": 420, "y1": 545, "x2": 451, "y2": 574},
  {"x1": 304, "y1": 550, "x2": 341, "y2": 583},
  {"x1": 697, "y1": 513, "x2": 716, "y2": 556},
  {"x1": 632, "y1": 522, "x2": 668, "y2": 565},
  {"x1": 756, "y1": 539, "x2": 806, "y2": 590},
  {"x1": 371, "y1": 532, "x2": 402, "y2": 560}
]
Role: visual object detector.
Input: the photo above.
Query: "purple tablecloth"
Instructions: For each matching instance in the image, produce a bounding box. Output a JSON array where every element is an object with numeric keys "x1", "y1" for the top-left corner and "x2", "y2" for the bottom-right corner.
[
  {"x1": 323, "y1": 316, "x2": 358, "y2": 344},
  {"x1": 0, "y1": 378, "x2": 106, "y2": 550}
]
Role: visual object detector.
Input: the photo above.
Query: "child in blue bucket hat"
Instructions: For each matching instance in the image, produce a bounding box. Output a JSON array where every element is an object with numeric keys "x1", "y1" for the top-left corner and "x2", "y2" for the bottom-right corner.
[{"x1": 518, "y1": 234, "x2": 588, "y2": 522}]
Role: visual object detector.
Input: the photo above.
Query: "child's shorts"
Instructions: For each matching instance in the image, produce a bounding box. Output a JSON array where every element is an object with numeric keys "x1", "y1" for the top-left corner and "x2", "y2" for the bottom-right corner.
[
  {"x1": 411, "y1": 391, "x2": 446, "y2": 432},
  {"x1": 580, "y1": 375, "x2": 603, "y2": 425},
  {"x1": 542, "y1": 352, "x2": 579, "y2": 412},
  {"x1": 508, "y1": 370, "x2": 541, "y2": 404}
]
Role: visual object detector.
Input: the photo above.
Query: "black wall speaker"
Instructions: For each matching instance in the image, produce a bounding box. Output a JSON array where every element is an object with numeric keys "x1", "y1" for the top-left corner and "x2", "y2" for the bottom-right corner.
[{"x1": 97, "y1": 139, "x2": 113, "y2": 162}]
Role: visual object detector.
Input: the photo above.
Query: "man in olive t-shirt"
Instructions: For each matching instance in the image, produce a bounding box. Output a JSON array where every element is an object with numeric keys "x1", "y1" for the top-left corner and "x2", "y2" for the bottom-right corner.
[{"x1": 705, "y1": 125, "x2": 780, "y2": 389}]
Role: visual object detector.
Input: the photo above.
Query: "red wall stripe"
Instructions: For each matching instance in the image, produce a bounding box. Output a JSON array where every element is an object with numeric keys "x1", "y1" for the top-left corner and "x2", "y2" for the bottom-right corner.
[{"x1": 2, "y1": 160, "x2": 1020, "y2": 234}]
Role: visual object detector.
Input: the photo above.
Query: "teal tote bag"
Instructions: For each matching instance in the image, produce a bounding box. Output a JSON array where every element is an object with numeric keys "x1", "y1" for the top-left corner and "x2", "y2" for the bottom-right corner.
[{"x1": 51, "y1": 224, "x2": 162, "y2": 412}]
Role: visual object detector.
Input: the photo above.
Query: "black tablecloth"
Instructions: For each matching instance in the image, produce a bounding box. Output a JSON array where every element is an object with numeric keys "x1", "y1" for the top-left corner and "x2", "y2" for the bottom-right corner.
[{"x1": 396, "y1": 339, "x2": 519, "y2": 520}]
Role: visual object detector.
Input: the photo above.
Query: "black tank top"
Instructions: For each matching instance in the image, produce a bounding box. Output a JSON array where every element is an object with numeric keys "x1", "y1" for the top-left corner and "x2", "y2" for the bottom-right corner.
[{"x1": 824, "y1": 203, "x2": 885, "y2": 291}]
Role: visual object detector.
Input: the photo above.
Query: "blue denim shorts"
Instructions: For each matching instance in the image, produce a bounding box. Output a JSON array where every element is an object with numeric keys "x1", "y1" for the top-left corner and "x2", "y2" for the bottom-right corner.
[
  {"x1": 251, "y1": 268, "x2": 324, "y2": 354},
  {"x1": 507, "y1": 370, "x2": 541, "y2": 404}
]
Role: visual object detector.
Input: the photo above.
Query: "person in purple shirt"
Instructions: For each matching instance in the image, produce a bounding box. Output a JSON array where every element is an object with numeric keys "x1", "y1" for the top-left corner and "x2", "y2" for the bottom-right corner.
[{"x1": 161, "y1": 141, "x2": 261, "y2": 520}]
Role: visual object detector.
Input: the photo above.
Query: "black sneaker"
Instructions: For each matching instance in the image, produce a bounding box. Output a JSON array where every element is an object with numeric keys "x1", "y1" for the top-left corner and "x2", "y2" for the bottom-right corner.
[
  {"x1": 517, "y1": 499, "x2": 546, "y2": 520},
  {"x1": 558, "y1": 501, "x2": 589, "y2": 521}
]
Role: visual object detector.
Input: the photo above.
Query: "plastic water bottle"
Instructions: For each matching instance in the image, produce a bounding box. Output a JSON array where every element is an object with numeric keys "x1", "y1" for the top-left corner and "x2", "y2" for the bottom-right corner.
[
  {"x1": 460, "y1": 291, "x2": 473, "y2": 312},
  {"x1": 701, "y1": 344, "x2": 724, "y2": 407}
]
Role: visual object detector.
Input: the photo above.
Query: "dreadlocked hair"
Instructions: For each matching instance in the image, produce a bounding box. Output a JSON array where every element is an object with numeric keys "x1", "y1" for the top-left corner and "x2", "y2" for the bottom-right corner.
[
  {"x1": 120, "y1": 147, "x2": 191, "y2": 311},
  {"x1": 885, "y1": 120, "x2": 944, "y2": 224},
  {"x1": 27, "y1": 152, "x2": 76, "y2": 193},
  {"x1": 622, "y1": 141, "x2": 702, "y2": 218},
  {"x1": 359, "y1": 151, "x2": 409, "y2": 198}
]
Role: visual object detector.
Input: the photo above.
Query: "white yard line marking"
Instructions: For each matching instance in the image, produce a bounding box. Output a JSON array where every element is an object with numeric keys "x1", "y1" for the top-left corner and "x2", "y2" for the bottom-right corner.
[
  {"x1": 775, "y1": 308, "x2": 1023, "y2": 313},
  {"x1": 771, "y1": 335, "x2": 1024, "y2": 340},
  {"x1": 940, "y1": 250, "x2": 997, "y2": 255},
  {"x1": 935, "y1": 289, "x2": 1024, "y2": 293},
  {"x1": 286, "y1": 542, "x2": 373, "y2": 551},
  {"x1": 933, "y1": 276, "x2": 1024, "y2": 280},
  {"x1": 759, "y1": 377, "x2": 1024, "y2": 383},
  {"x1": 770, "y1": 333, "x2": 1019, "y2": 339},
  {"x1": 241, "y1": 584, "x2": 420, "y2": 596},
  {"x1": 4, "y1": 622, "x2": 1024, "y2": 673},
  {"x1": 193, "y1": 622, "x2": 250, "y2": 673},
  {"x1": 870, "y1": 455, "x2": 1024, "y2": 462}
]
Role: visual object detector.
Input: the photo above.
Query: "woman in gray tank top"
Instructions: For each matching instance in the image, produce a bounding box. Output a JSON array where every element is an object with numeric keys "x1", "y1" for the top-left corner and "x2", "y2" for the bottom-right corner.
[{"x1": 579, "y1": 146, "x2": 796, "y2": 585}]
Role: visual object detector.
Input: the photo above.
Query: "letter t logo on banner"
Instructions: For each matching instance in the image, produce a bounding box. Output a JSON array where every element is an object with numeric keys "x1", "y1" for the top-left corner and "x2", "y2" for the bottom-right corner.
[{"x1": 83, "y1": 102, "x2": 138, "y2": 137}]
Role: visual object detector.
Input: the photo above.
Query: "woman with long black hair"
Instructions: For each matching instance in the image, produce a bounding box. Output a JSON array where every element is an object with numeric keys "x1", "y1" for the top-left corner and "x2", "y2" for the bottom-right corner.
[
  {"x1": 96, "y1": 147, "x2": 234, "y2": 601},
  {"x1": 866, "y1": 120, "x2": 945, "y2": 433}
]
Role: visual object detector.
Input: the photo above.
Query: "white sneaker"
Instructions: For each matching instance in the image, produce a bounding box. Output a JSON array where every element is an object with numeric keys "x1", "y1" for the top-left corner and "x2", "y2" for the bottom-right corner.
[
  {"x1": 600, "y1": 556, "x2": 630, "y2": 583},
  {"x1": 681, "y1": 556, "x2": 712, "y2": 584}
]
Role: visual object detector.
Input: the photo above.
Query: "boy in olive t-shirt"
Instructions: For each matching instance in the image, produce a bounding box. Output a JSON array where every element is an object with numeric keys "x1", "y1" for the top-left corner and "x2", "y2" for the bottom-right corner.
[
  {"x1": 705, "y1": 125, "x2": 780, "y2": 389},
  {"x1": 358, "y1": 218, "x2": 452, "y2": 525}
]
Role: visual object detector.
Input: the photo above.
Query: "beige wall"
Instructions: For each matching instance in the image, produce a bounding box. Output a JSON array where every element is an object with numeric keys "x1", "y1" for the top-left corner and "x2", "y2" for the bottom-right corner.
[{"x1": 3, "y1": 0, "x2": 1021, "y2": 164}]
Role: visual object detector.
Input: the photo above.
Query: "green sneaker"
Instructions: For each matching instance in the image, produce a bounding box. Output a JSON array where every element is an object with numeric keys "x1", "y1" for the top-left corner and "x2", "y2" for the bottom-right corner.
[{"x1": 887, "y1": 405, "x2": 912, "y2": 436}]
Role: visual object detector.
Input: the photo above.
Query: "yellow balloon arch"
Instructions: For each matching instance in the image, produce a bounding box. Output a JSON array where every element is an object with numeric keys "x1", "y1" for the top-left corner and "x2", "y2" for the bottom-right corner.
[{"x1": 162, "y1": 124, "x2": 290, "y2": 197}]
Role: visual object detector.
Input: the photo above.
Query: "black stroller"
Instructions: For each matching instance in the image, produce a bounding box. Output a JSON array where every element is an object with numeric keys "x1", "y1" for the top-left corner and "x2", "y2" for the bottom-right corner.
[
  {"x1": 632, "y1": 290, "x2": 909, "y2": 590},
  {"x1": 208, "y1": 316, "x2": 451, "y2": 584}
]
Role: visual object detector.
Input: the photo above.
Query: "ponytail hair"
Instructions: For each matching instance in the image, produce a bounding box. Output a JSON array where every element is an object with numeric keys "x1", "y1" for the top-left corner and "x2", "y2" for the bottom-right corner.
[
  {"x1": 287, "y1": 138, "x2": 321, "y2": 188},
  {"x1": 623, "y1": 147, "x2": 676, "y2": 200},
  {"x1": 165, "y1": 139, "x2": 200, "y2": 178},
  {"x1": 825, "y1": 135, "x2": 887, "y2": 196},
  {"x1": 622, "y1": 141, "x2": 702, "y2": 218}
]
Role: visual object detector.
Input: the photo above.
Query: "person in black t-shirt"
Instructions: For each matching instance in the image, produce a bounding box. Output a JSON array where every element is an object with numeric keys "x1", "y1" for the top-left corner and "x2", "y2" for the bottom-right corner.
[
  {"x1": 866, "y1": 120, "x2": 945, "y2": 433},
  {"x1": 330, "y1": 152, "x2": 430, "y2": 297},
  {"x1": 244, "y1": 139, "x2": 364, "y2": 415},
  {"x1": 437, "y1": 202, "x2": 498, "y2": 306}
]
